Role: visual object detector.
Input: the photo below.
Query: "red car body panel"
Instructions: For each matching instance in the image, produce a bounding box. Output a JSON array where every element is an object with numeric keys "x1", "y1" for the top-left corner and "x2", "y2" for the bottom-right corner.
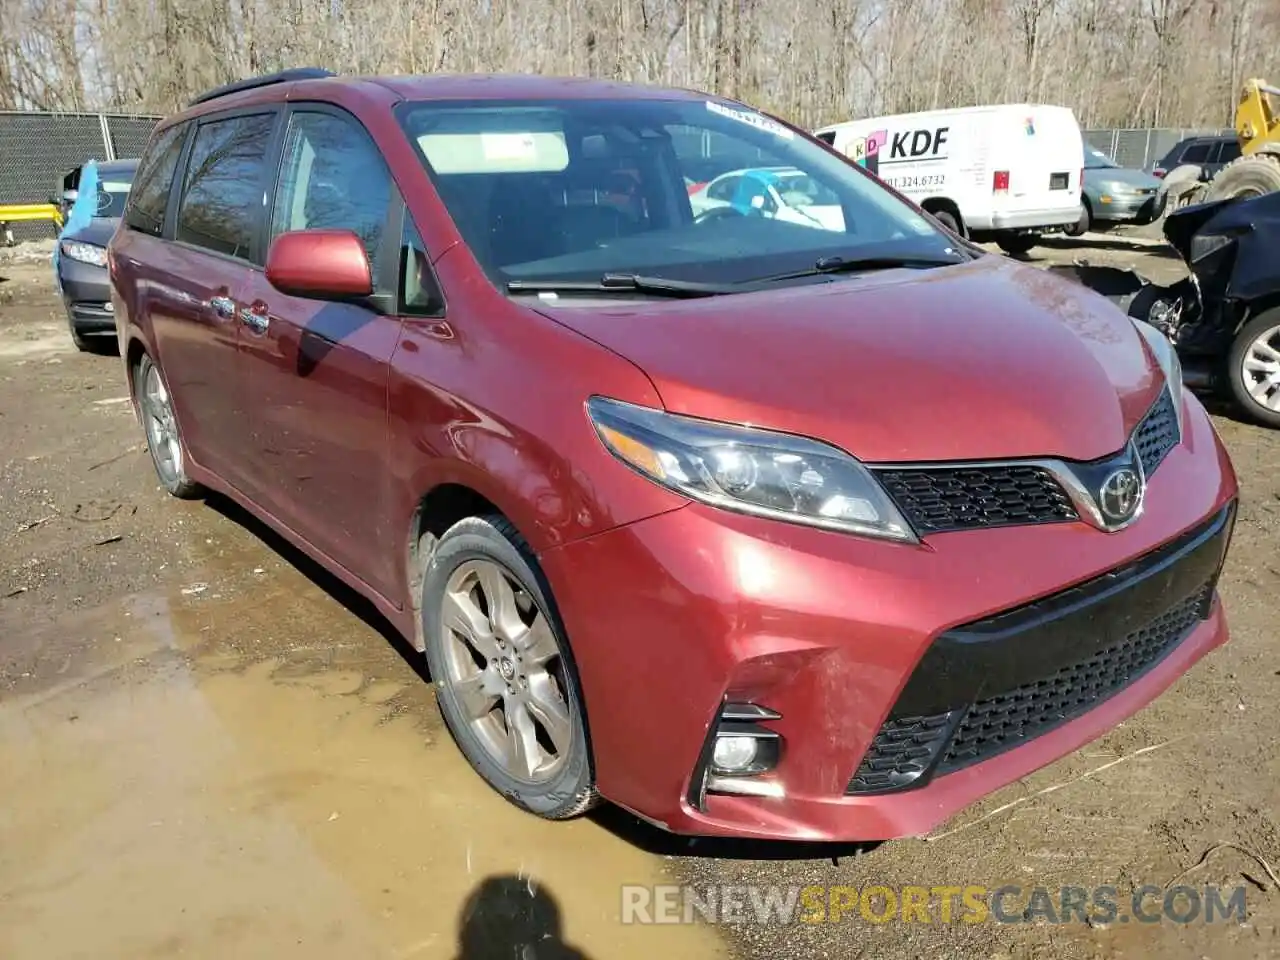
[{"x1": 108, "y1": 73, "x2": 1240, "y2": 842}]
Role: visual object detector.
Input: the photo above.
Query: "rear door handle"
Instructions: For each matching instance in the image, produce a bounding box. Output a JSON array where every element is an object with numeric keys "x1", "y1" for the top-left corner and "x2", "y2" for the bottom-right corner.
[{"x1": 209, "y1": 295, "x2": 235, "y2": 319}]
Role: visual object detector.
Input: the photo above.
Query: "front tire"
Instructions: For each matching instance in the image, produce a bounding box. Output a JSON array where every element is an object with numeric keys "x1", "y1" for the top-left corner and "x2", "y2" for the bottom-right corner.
[
  {"x1": 421, "y1": 515, "x2": 598, "y2": 820},
  {"x1": 1227, "y1": 309, "x2": 1280, "y2": 429},
  {"x1": 135, "y1": 354, "x2": 204, "y2": 498}
]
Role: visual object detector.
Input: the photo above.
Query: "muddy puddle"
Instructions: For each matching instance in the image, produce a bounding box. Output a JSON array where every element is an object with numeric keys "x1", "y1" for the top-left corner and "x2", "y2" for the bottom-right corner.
[{"x1": 0, "y1": 516, "x2": 726, "y2": 960}]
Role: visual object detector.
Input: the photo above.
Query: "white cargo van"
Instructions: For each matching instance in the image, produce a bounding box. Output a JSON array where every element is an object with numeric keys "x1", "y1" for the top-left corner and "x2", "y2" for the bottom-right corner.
[{"x1": 813, "y1": 104, "x2": 1084, "y2": 255}]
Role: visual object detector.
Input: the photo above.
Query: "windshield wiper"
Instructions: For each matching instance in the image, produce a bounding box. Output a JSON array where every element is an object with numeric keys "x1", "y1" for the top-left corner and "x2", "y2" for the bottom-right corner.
[
  {"x1": 507, "y1": 273, "x2": 737, "y2": 298},
  {"x1": 749, "y1": 253, "x2": 966, "y2": 285}
]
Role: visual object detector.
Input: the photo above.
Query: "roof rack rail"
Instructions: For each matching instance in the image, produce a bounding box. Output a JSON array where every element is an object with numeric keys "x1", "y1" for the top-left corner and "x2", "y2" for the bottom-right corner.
[{"x1": 188, "y1": 67, "x2": 336, "y2": 107}]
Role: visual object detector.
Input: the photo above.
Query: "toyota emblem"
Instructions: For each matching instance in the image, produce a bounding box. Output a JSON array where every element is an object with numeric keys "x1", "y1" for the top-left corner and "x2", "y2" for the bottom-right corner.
[{"x1": 1098, "y1": 467, "x2": 1143, "y2": 523}]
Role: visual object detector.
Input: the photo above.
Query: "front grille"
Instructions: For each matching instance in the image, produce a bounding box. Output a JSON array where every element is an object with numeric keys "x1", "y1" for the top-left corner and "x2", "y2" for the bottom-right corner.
[
  {"x1": 1134, "y1": 387, "x2": 1179, "y2": 477},
  {"x1": 875, "y1": 387, "x2": 1180, "y2": 537},
  {"x1": 876, "y1": 465, "x2": 1077, "y2": 535},
  {"x1": 846, "y1": 502, "x2": 1233, "y2": 796}
]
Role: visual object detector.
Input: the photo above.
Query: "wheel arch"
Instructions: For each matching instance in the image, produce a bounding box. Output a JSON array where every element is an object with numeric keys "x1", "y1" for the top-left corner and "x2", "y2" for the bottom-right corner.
[
  {"x1": 403, "y1": 474, "x2": 532, "y2": 653},
  {"x1": 919, "y1": 196, "x2": 965, "y2": 235}
]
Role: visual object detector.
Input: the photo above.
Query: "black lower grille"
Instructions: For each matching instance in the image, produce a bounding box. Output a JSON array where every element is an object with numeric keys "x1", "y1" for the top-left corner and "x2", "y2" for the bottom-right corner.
[
  {"x1": 847, "y1": 502, "x2": 1234, "y2": 795},
  {"x1": 1134, "y1": 387, "x2": 1179, "y2": 477},
  {"x1": 938, "y1": 584, "x2": 1209, "y2": 772},
  {"x1": 876, "y1": 464, "x2": 1077, "y2": 535}
]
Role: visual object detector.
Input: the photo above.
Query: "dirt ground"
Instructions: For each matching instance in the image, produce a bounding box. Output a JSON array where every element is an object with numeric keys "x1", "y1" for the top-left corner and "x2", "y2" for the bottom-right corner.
[{"x1": 1, "y1": 235, "x2": 1278, "y2": 960}]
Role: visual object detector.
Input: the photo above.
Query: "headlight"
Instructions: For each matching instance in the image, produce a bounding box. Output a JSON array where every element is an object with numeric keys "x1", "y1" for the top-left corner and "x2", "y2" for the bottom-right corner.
[
  {"x1": 1132, "y1": 319, "x2": 1184, "y2": 436},
  {"x1": 60, "y1": 239, "x2": 107, "y2": 267},
  {"x1": 586, "y1": 396, "x2": 917, "y2": 542}
]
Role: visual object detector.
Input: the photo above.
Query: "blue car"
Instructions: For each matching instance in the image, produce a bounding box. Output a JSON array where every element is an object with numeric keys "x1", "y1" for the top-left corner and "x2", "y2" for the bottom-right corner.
[{"x1": 1066, "y1": 145, "x2": 1166, "y2": 236}]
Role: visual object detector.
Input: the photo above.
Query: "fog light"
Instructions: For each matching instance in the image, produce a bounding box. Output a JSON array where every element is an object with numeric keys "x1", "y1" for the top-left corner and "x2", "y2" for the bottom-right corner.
[{"x1": 712, "y1": 734, "x2": 759, "y2": 773}]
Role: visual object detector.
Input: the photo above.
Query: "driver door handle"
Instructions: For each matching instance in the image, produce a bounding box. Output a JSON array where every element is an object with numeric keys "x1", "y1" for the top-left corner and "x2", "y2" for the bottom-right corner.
[{"x1": 209, "y1": 295, "x2": 236, "y2": 319}]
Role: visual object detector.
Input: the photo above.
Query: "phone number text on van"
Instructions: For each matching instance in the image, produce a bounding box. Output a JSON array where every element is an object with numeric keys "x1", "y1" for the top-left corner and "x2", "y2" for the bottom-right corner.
[{"x1": 882, "y1": 174, "x2": 947, "y2": 190}]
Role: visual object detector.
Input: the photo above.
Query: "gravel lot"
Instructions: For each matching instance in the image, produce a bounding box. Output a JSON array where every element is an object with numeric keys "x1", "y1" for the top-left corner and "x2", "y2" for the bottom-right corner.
[{"x1": 1, "y1": 237, "x2": 1277, "y2": 960}]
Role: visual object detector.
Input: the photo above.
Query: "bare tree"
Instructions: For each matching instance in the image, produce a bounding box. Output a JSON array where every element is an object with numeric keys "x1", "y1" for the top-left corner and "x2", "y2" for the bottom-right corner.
[{"x1": 0, "y1": 0, "x2": 1276, "y2": 129}]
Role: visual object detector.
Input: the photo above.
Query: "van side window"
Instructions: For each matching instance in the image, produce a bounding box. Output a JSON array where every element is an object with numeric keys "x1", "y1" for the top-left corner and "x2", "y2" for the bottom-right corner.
[
  {"x1": 124, "y1": 123, "x2": 187, "y2": 237},
  {"x1": 816, "y1": 131, "x2": 836, "y2": 145},
  {"x1": 269, "y1": 111, "x2": 392, "y2": 274},
  {"x1": 175, "y1": 113, "x2": 276, "y2": 260}
]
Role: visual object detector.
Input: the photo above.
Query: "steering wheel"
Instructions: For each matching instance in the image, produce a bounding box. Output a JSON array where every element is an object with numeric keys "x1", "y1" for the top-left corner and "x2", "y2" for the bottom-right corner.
[{"x1": 694, "y1": 206, "x2": 746, "y2": 225}]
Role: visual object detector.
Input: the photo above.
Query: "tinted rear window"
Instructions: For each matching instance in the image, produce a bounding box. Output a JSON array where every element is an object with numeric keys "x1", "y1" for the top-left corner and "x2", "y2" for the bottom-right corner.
[
  {"x1": 175, "y1": 113, "x2": 277, "y2": 260},
  {"x1": 1181, "y1": 141, "x2": 1212, "y2": 163},
  {"x1": 124, "y1": 124, "x2": 187, "y2": 236}
]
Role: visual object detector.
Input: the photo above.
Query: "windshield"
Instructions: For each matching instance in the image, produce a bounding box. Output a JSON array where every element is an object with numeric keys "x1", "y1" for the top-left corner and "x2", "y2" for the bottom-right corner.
[
  {"x1": 396, "y1": 98, "x2": 956, "y2": 290},
  {"x1": 1084, "y1": 145, "x2": 1118, "y2": 170},
  {"x1": 94, "y1": 171, "x2": 134, "y2": 219}
]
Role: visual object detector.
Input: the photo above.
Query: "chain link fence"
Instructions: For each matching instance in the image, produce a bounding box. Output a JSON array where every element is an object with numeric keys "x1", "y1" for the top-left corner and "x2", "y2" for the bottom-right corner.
[
  {"x1": 1083, "y1": 127, "x2": 1235, "y2": 171},
  {"x1": 1, "y1": 110, "x2": 160, "y2": 241}
]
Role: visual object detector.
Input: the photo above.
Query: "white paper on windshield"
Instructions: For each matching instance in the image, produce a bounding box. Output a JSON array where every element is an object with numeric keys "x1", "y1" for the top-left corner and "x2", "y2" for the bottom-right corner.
[
  {"x1": 100, "y1": 181, "x2": 131, "y2": 192},
  {"x1": 705, "y1": 101, "x2": 794, "y2": 139},
  {"x1": 418, "y1": 130, "x2": 569, "y2": 175}
]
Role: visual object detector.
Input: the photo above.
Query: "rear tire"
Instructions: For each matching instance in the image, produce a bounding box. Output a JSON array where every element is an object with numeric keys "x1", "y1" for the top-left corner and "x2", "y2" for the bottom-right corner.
[
  {"x1": 996, "y1": 233, "x2": 1038, "y2": 256},
  {"x1": 421, "y1": 515, "x2": 598, "y2": 820},
  {"x1": 1064, "y1": 203, "x2": 1091, "y2": 238},
  {"x1": 1204, "y1": 154, "x2": 1280, "y2": 202},
  {"x1": 1227, "y1": 309, "x2": 1280, "y2": 429},
  {"x1": 135, "y1": 354, "x2": 204, "y2": 499}
]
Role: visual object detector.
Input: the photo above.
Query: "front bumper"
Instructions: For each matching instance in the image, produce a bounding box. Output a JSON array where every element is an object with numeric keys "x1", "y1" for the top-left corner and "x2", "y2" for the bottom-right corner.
[
  {"x1": 58, "y1": 259, "x2": 115, "y2": 334},
  {"x1": 1094, "y1": 192, "x2": 1164, "y2": 225},
  {"x1": 539, "y1": 394, "x2": 1236, "y2": 841}
]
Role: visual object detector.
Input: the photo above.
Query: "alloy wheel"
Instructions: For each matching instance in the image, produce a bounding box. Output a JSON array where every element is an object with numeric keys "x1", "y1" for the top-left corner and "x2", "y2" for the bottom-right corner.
[
  {"x1": 438, "y1": 558, "x2": 573, "y2": 783},
  {"x1": 142, "y1": 362, "x2": 183, "y2": 485},
  {"x1": 1242, "y1": 323, "x2": 1280, "y2": 413}
]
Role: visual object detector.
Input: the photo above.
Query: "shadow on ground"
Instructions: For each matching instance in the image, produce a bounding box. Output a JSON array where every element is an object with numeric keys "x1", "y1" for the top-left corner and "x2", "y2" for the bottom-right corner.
[{"x1": 454, "y1": 875, "x2": 594, "y2": 960}]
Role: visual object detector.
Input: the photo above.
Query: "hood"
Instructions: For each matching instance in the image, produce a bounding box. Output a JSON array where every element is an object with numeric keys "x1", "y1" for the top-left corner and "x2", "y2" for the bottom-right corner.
[
  {"x1": 1085, "y1": 167, "x2": 1162, "y2": 192},
  {"x1": 1165, "y1": 190, "x2": 1280, "y2": 303},
  {"x1": 533, "y1": 256, "x2": 1163, "y2": 464},
  {"x1": 64, "y1": 217, "x2": 120, "y2": 248}
]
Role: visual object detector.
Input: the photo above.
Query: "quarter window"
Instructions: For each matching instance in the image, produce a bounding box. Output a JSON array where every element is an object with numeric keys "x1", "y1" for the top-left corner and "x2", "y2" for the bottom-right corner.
[
  {"x1": 175, "y1": 113, "x2": 276, "y2": 259},
  {"x1": 124, "y1": 123, "x2": 187, "y2": 236},
  {"x1": 270, "y1": 111, "x2": 392, "y2": 273}
]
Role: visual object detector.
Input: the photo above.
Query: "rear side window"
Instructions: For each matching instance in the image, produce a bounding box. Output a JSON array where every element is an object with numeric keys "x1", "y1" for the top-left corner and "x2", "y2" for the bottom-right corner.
[
  {"x1": 1217, "y1": 140, "x2": 1242, "y2": 163},
  {"x1": 176, "y1": 113, "x2": 276, "y2": 260},
  {"x1": 816, "y1": 131, "x2": 836, "y2": 145},
  {"x1": 268, "y1": 110, "x2": 392, "y2": 271},
  {"x1": 124, "y1": 124, "x2": 187, "y2": 236},
  {"x1": 1181, "y1": 141, "x2": 1212, "y2": 164}
]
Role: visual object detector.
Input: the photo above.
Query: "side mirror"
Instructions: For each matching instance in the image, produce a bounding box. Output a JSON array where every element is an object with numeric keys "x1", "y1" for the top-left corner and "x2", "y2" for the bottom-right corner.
[{"x1": 265, "y1": 229, "x2": 373, "y2": 300}]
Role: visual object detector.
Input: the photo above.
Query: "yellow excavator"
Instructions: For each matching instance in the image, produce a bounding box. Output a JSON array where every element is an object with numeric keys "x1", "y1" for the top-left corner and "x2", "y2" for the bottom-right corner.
[{"x1": 1203, "y1": 77, "x2": 1280, "y2": 201}]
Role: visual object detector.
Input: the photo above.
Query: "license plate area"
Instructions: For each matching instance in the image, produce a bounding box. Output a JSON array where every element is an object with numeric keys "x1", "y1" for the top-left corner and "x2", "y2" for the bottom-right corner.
[{"x1": 1049, "y1": 172, "x2": 1069, "y2": 190}]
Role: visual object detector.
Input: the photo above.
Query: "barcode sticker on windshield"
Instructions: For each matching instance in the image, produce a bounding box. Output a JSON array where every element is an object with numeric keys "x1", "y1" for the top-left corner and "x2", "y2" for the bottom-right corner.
[
  {"x1": 481, "y1": 133, "x2": 538, "y2": 160},
  {"x1": 705, "y1": 101, "x2": 794, "y2": 139}
]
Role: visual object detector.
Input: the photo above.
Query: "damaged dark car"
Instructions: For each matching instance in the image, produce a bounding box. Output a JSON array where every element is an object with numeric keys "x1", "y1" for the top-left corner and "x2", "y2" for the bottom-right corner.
[{"x1": 1050, "y1": 191, "x2": 1280, "y2": 428}]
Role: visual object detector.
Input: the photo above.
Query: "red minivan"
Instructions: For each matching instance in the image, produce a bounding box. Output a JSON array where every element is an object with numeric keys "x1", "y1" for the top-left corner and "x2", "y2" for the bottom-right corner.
[{"x1": 109, "y1": 68, "x2": 1237, "y2": 842}]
